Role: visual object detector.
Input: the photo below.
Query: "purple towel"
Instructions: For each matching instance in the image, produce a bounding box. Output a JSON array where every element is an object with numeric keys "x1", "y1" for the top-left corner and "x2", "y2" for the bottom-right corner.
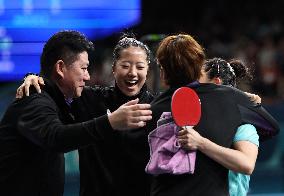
[{"x1": 145, "y1": 112, "x2": 196, "y2": 175}]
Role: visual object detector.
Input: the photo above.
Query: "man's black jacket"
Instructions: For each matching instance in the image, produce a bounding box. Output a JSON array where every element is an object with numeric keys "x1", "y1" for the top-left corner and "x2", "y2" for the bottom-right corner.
[{"x1": 0, "y1": 80, "x2": 113, "y2": 196}]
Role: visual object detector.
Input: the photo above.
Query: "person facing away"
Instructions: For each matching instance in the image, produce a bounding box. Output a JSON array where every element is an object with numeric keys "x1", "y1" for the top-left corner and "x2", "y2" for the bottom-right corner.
[
  {"x1": 15, "y1": 33, "x2": 154, "y2": 196},
  {"x1": 0, "y1": 30, "x2": 152, "y2": 196},
  {"x1": 146, "y1": 34, "x2": 279, "y2": 196},
  {"x1": 181, "y1": 57, "x2": 262, "y2": 196}
]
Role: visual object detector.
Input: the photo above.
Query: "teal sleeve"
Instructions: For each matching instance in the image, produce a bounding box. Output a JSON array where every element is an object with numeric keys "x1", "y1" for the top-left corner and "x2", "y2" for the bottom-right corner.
[
  {"x1": 233, "y1": 124, "x2": 259, "y2": 147},
  {"x1": 229, "y1": 124, "x2": 259, "y2": 196}
]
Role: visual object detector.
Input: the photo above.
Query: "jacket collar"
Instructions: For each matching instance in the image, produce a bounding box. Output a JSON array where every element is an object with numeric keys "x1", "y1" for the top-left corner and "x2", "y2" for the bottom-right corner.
[{"x1": 43, "y1": 79, "x2": 74, "y2": 121}]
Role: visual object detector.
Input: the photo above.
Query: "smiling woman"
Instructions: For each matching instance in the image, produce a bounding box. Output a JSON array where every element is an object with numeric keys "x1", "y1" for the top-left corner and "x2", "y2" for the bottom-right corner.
[
  {"x1": 112, "y1": 36, "x2": 151, "y2": 97},
  {"x1": 112, "y1": 46, "x2": 149, "y2": 96}
]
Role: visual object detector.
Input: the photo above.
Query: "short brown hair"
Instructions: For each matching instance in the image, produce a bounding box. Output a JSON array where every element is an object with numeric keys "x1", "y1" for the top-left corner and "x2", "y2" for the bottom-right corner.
[{"x1": 156, "y1": 34, "x2": 205, "y2": 87}]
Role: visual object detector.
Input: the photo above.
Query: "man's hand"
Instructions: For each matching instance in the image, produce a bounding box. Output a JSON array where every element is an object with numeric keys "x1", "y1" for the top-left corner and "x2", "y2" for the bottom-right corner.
[
  {"x1": 108, "y1": 98, "x2": 152, "y2": 130},
  {"x1": 16, "y1": 75, "x2": 44, "y2": 98}
]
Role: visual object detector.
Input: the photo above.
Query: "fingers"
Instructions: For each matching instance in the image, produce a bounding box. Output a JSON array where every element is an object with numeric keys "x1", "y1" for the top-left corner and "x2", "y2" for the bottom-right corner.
[
  {"x1": 24, "y1": 81, "x2": 31, "y2": 97},
  {"x1": 178, "y1": 138, "x2": 197, "y2": 151},
  {"x1": 108, "y1": 103, "x2": 152, "y2": 130},
  {"x1": 127, "y1": 121, "x2": 147, "y2": 128},
  {"x1": 127, "y1": 106, "x2": 152, "y2": 123},
  {"x1": 130, "y1": 103, "x2": 151, "y2": 110},
  {"x1": 177, "y1": 128, "x2": 197, "y2": 140},
  {"x1": 20, "y1": 75, "x2": 44, "y2": 96},
  {"x1": 130, "y1": 108, "x2": 152, "y2": 117},
  {"x1": 245, "y1": 92, "x2": 262, "y2": 104},
  {"x1": 178, "y1": 129, "x2": 188, "y2": 136},
  {"x1": 249, "y1": 94, "x2": 256, "y2": 101},
  {"x1": 123, "y1": 98, "x2": 139, "y2": 106},
  {"x1": 110, "y1": 100, "x2": 153, "y2": 130},
  {"x1": 177, "y1": 131, "x2": 190, "y2": 140},
  {"x1": 16, "y1": 86, "x2": 24, "y2": 99},
  {"x1": 254, "y1": 95, "x2": 261, "y2": 104},
  {"x1": 177, "y1": 134, "x2": 188, "y2": 140},
  {"x1": 250, "y1": 94, "x2": 261, "y2": 104},
  {"x1": 31, "y1": 76, "x2": 43, "y2": 93},
  {"x1": 178, "y1": 139, "x2": 188, "y2": 145},
  {"x1": 118, "y1": 109, "x2": 152, "y2": 130},
  {"x1": 38, "y1": 77, "x2": 45, "y2": 86},
  {"x1": 128, "y1": 115, "x2": 152, "y2": 123},
  {"x1": 178, "y1": 128, "x2": 193, "y2": 136},
  {"x1": 177, "y1": 139, "x2": 190, "y2": 151},
  {"x1": 121, "y1": 103, "x2": 152, "y2": 122},
  {"x1": 33, "y1": 81, "x2": 41, "y2": 93}
]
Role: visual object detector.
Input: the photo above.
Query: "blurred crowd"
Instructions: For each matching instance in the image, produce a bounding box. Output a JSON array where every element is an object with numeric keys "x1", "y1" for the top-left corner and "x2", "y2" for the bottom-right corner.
[{"x1": 205, "y1": 21, "x2": 284, "y2": 103}]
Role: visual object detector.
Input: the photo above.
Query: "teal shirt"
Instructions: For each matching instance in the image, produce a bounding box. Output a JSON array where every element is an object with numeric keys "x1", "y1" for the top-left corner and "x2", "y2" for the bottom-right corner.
[{"x1": 229, "y1": 124, "x2": 259, "y2": 196}]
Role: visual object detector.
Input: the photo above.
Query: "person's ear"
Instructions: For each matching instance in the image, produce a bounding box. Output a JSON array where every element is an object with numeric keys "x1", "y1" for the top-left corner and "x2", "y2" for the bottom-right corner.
[
  {"x1": 214, "y1": 77, "x2": 222, "y2": 85},
  {"x1": 54, "y1": 60, "x2": 65, "y2": 79}
]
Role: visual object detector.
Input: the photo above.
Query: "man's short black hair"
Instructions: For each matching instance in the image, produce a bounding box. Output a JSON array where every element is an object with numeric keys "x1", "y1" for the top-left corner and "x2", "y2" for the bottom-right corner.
[{"x1": 40, "y1": 30, "x2": 94, "y2": 78}]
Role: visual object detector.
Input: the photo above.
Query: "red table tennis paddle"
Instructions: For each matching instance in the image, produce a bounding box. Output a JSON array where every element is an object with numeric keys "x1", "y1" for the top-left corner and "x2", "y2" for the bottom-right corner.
[{"x1": 171, "y1": 87, "x2": 201, "y2": 128}]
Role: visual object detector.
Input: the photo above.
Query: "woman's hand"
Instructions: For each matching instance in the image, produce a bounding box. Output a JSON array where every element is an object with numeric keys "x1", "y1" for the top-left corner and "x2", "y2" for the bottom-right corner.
[
  {"x1": 177, "y1": 127, "x2": 205, "y2": 151},
  {"x1": 16, "y1": 75, "x2": 44, "y2": 98},
  {"x1": 244, "y1": 92, "x2": 261, "y2": 104}
]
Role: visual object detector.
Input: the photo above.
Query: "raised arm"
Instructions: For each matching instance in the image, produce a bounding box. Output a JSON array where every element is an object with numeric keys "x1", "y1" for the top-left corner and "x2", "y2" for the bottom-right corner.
[
  {"x1": 233, "y1": 87, "x2": 279, "y2": 141},
  {"x1": 17, "y1": 94, "x2": 151, "y2": 153}
]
